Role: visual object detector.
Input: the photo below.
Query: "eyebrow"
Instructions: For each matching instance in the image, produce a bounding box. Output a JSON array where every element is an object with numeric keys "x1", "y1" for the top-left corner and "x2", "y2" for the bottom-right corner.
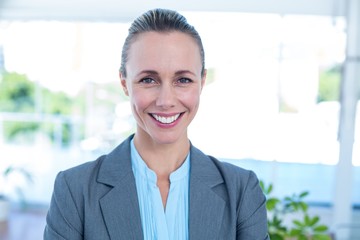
[
  {"x1": 174, "y1": 70, "x2": 196, "y2": 76},
  {"x1": 137, "y1": 70, "x2": 158, "y2": 76},
  {"x1": 136, "y1": 69, "x2": 197, "y2": 77}
]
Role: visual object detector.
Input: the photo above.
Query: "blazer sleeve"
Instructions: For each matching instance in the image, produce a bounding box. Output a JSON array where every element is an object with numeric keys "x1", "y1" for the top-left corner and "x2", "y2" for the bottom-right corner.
[
  {"x1": 44, "y1": 171, "x2": 84, "y2": 240},
  {"x1": 236, "y1": 170, "x2": 269, "y2": 240}
]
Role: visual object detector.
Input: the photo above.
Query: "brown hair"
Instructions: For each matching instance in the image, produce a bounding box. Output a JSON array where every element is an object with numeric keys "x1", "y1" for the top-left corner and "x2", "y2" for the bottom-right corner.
[{"x1": 120, "y1": 8, "x2": 205, "y2": 77}]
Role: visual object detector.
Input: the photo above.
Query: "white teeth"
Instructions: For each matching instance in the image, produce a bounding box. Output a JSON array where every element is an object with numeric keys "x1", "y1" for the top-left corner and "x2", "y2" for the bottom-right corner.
[{"x1": 152, "y1": 114, "x2": 180, "y2": 124}]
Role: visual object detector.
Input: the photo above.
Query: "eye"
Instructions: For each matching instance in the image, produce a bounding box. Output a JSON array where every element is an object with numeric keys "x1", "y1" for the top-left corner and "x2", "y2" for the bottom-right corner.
[
  {"x1": 177, "y1": 78, "x2": 192, "y2": 84},
  {"x1": 139, "y1": 77, "x2": 156, "y2": 84}
]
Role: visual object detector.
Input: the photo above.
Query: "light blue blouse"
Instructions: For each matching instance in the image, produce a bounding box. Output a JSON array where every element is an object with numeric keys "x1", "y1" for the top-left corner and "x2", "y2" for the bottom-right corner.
[{"x1": 130, "y1": 140, "x2": 190, "y2": 240}]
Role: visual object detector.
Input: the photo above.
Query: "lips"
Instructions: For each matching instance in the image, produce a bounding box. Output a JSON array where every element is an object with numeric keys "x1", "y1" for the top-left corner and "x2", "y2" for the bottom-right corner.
[{"x1": 150, "y1": 113, "x2": 181, "y2": 124}]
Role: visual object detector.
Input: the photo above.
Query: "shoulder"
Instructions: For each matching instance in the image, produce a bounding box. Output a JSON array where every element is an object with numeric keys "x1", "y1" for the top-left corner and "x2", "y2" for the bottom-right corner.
[
  {"x1": 196, "y1": 149, "x2": 267, "y2": 232},
  {"x1": 208, "y1": 155, "x2": 260, "y2": 194},
  {"x1": 54, "y1": 135, "x2": 133, "y2": 191},
  {"x1": 56, "y1": 155, "x2": 105, "y2": 187},
  {"x1": 190, "y1": 145, "x2": 259, "y2": 191},
  {"x1": 52, "y1": 155, "x2": 109, "y2": 204},
  {"x1": 209, "y1": 155, "x2": 253, "y2": 179},
  {"x1": 191, "y1": 144, "x2": 255, "y2": 180}
]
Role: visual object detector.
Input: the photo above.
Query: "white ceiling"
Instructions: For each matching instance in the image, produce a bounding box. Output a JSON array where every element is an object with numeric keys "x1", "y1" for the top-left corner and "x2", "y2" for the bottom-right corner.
[{"x1": 0, "y1": 0, "x2": 346, "y2": 22}]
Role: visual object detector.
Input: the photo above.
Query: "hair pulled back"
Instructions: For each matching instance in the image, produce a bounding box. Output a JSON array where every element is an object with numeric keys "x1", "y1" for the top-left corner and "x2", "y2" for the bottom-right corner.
[{"x1": 120, "y1": 8, "x2": 205, "y2": 77}]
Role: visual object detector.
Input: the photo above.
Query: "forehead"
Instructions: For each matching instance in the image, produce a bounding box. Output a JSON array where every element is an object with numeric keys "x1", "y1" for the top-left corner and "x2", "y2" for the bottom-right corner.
[
  {"x1": 128, "y1": 31, "x2": 200, "y2": 57},
  {"x1": 126, "y1": 31, "x2": 202, "y2": 75}
]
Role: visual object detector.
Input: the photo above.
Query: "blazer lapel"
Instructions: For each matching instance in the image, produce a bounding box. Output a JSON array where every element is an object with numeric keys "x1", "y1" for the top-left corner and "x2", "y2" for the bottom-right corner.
[
  {"x1": 189, "y1": 146, "x2": 226, "y2": 240},
  {"x1": 97, "y1": 136, "x2": 143, "y2": 240},
  {"x1": 99, "y1": 175, "x2": 143, "y2": 240},
  {"x1": 96, "y1": 137, "x2": 226, "y2": 239}
]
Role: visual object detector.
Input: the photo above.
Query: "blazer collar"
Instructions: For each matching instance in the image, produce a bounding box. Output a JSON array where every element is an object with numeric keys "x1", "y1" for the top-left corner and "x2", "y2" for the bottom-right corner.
[
  {"x1": 97, "y1": 135, "x2": 143, "y2": 240},
  {"x1": 97, "y1": 135, "x2": 226, "y2": 240},
  {"x1": 97, "y1": 135, "x2": 134, "y2": 187},
  {"x1": 189, "y1": 146, "x2": 226, "y2": 240}
]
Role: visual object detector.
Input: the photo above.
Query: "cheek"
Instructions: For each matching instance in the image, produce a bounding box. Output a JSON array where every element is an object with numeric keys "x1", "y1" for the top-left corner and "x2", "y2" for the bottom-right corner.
[
  {"x1": 181, "y1": 89, "x2": 201, "y2": 109},
  {"x1": 130, "y1": 91, "x2": 151, "y2": 112}
]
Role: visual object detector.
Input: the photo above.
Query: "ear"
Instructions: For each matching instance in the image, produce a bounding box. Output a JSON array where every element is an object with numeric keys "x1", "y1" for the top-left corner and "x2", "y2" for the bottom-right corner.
[
  {"x1": 119, "y1": 72, "x2": 129, "y2": 96},
  {"x1": 200, "y1": 69, "x2": 207, "y2": 92}
]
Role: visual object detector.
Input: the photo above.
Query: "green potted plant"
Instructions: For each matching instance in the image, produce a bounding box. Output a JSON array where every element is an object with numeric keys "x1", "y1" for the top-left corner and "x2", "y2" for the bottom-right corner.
[
  {"x1": 260, "y1": 180, "x2": 332, "y2": 240},
  {"x1": 0, "y1": 165, "x2": 33, "y2": 222}
]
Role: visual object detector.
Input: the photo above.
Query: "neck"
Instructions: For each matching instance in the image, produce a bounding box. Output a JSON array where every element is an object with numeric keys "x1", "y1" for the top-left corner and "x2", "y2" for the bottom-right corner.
[{"x1": 133, "y1": 133, "x2": 190, "y2": 179}]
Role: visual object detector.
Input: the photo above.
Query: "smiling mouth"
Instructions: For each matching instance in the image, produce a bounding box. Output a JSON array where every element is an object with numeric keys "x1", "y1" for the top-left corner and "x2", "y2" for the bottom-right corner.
[{"x1": 150, "y1": 113, "x2": 182, "y2": 124}]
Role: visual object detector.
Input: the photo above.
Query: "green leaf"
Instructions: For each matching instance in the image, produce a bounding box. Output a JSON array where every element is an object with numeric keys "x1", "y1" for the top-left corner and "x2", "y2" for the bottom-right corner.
[
  {"x1": 299, "y1": 191, "x2": 309, "y2": 198},
  {"x1": 304, "y1": 215, "x2": 311, "y2": 225},
  {"x1": 299, "y1": 235, "x2": 307, "y2": 240},
  {"x1": 309, "y1": 216, "x2": 320, "y2": 227},
  {"x1": 268, "y1": 184, "x2": 273, "y2": 194},
  {"x1": 289, "y1": 228, "x2": 302, "y2": 236},
  {"x1": 291, "y1": 202, "x2": 299, "y2": 211},
  {"x1": 269, "y1": 233, "x2": 283, "y2": 240},
  {"x1": 313, "y1": 225, "x2": 328, "y2": 232},
  {"x1": 300, "y1": 202, "x2": 308, "y2": 212},
  {"x1": 293, "y1": 220, "x2": 303, "y2": 227},
  {"x1": 312, "y1": 233, "x2": 331, "y2": 240},
  {"x1": 259, "y1": 180, "x2": 265, "y2": 192},
  {"x1": 267, "y1": 198, "x2": 280, "y2": 211},
  {"x1": 273, "y1": 215, "x2": 282, "y2": 225},
  {"x1": 284, "y1": 196, "x2": 292, "y2": 202}
]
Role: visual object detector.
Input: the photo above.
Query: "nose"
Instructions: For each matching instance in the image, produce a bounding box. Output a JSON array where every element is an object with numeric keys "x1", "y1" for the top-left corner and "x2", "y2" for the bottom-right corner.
[{"x1": 156, "y1": 84, "x2": 176, "y2": 109}]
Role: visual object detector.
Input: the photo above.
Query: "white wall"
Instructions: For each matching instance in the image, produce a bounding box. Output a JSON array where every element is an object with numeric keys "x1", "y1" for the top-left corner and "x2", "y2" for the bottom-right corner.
[{"x1": 0, "y1": 0, "x2": 346, "y2": 21}]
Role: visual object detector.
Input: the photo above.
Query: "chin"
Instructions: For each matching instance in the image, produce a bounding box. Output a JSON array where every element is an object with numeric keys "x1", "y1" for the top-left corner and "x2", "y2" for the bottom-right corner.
[
  {"x1": 153, "y1": 136, "x2": 180, "y2": 145},
  {"x1": 151, "y1": 132, "x2": 186, "y2": 145}
]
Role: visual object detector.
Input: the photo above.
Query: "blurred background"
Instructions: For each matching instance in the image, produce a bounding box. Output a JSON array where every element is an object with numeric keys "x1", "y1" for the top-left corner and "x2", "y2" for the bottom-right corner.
[{"x1": 0, "y1": 0, "x2": 359, "y2": 239}]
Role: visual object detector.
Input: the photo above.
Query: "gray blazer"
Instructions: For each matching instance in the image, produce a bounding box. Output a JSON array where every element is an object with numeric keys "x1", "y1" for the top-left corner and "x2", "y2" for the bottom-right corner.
[{"x1": 44, "y1": 135, "x2": 269, "y2": 240}]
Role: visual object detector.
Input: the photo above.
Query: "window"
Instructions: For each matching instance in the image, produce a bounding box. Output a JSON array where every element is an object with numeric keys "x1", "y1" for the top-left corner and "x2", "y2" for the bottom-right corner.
[{"x1": 1, "y1": 12, "x2": 357, "y2": 206}]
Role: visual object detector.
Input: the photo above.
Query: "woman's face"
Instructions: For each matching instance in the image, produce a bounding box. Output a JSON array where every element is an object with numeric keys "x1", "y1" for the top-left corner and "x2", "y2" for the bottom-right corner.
[{"x1": 121, "y1": 31, "x2": 206, "y2": 145}]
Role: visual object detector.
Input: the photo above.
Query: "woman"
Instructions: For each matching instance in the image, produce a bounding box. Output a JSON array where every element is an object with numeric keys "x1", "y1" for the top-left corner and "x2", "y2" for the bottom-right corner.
[{"x1": 44, "y1": 8, "x2": 269, "y2": 240}]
